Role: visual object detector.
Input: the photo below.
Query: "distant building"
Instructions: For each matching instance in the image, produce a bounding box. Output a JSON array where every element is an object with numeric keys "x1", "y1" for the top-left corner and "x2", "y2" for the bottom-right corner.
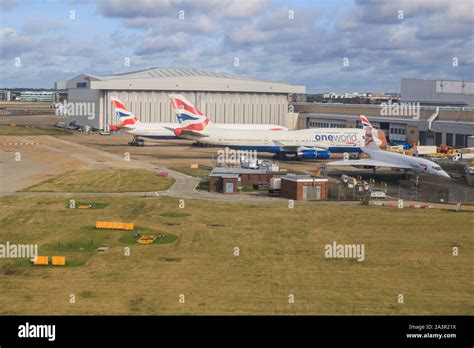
[
  {"x1": 292, "y1": 94, "x2": 307, "y2": 102},
  {"x1": 322, "y1": 92, "x2": 368, "y2": 99},
  {"x1": 321, "y1": 92, "x2": 333, "y2": 99},
  {"x1": 401, "y1": 78, "x2": 474, "y2": 107},
  {"x1": 20, "y1": 90, "x2": 54, "y2": 102},
  {"x1": 0, "y1": 90, "x2": 11, "y2": 101}
]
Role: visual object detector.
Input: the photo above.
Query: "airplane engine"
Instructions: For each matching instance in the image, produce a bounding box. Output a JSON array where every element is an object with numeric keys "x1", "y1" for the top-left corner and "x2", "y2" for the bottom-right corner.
[{"x1": 298, "y1": 149, "x2": 331, "y2": 159}]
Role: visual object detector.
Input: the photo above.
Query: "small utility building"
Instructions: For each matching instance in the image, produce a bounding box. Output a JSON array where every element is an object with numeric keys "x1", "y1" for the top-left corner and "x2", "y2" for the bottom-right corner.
[
  {"x1": 280, "y1": 175, "x2": 329, "y2": 200},
  {"x1": 209, "y1": 166, "x2": 287, "y2": 194}
]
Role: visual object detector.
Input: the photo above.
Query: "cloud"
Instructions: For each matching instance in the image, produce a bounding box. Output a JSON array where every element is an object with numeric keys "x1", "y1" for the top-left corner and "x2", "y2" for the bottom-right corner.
[
  {"x1": 96, "y1": 0, "x2": 175, "y2": 18},
  {"x1": 0, "y1": 0, "x2": 17, "y2": 11},
  {"x1": 135, "y1": 32, "x2": 190, "y2": 55},
  {"x1": 219, "y1": 0, "x2": 270, "y2": 19},
  {"x1": 22, "y1": 19, "x2": 67, "y2": 35},
  {"x1": 1, "y1": 0, "x2": 473, "y2": 91},
  {"x1": 0, "y1": 28, "x2": 37, "y2": 59}
]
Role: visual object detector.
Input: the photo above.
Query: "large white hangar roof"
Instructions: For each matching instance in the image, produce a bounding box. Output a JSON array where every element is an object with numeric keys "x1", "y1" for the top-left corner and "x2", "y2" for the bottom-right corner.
[{"x1": 67, "y1": 67, "x2": 305, "y2": 94}]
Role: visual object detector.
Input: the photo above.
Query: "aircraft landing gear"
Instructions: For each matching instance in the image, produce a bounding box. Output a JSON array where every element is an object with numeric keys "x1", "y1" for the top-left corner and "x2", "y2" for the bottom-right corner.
[
  {"x1": 350, "y1": 153, "x2": 360, "y2": 159},
  {"x1": 414, "y1": 175, "x2": 421, "y2": 188},
  {"x1": 129, "y1": 136, "x2": 144, "y2": 147},
  {"x1": 273, "y1": 153, "x2": 288, "y2": 160}
]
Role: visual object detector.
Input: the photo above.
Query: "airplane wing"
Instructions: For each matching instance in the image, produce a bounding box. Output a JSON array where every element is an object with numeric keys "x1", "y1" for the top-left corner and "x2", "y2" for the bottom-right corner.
[
  {"x1": 179, "y1": 130, "x2": 209, "y2": 138},
  {"x1": 163, "y1": 127, "x2": 209, "y2": 138},
  {"x1": 327, "y1": 159, "x2": 410, "y2": 169}
]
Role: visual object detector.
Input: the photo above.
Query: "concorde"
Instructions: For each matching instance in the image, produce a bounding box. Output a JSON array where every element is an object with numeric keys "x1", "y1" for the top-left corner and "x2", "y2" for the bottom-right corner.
[
  {"x1": 170, "y1": 99, "x2": 387, "y2": 159},
  {"x1": 328, "y1": 120, "x2": 450, "y2": 178}
]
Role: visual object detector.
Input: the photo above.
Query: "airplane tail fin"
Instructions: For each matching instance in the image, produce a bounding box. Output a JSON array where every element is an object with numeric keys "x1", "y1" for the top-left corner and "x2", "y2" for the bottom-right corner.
[
  {"x1": 359, "y1": 115, "x2": 387, "y2": 149},
  {"x1": 111, "y1": 97, "x2": 139, "y2": 127},
  {"x1": 169, "y1": 94, "x2": 210, "y2": 136},
  {"x1": 364, "y1": 126, "x2": 381, "y2": 149},
  {"x1": 360, "y1": 115, "x2": 373, "y2": 129}
]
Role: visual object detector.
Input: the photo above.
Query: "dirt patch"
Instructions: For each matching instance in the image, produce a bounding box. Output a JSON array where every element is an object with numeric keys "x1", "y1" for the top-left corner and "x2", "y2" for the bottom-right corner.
[
  {"x1": 159, "y1": 257, "x2": 181, "y2": 262},
  {"x1": 0, "y1": 265, "x2": 25, "y2": 276}
]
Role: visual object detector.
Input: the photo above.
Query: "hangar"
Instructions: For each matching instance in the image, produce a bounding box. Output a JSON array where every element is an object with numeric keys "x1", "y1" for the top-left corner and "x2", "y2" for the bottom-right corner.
[{"x1": 59, "y1": 67, "x2": 305, "y2": 130}]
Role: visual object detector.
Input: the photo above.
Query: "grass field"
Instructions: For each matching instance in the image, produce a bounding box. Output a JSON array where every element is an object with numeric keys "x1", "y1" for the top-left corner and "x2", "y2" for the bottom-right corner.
[
  {"x1": 23, "y1": 169, "x2": 175, "y2": 192},
  {"x1": 0, "y1": 195, "x2": 472, "y2": 315},
  {"x1": 0, "y1": 125, "x2": 71, "y2": 135}
]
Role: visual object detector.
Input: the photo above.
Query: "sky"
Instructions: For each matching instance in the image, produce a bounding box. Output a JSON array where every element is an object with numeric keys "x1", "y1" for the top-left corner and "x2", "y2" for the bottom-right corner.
[{"x1": 0, "y1": 0, "x2": 473, "y2": 92}]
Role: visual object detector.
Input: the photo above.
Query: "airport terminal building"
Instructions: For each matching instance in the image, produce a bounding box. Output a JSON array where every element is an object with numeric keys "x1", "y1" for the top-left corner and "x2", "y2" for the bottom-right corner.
[
  {"x1": 59, "y1": 67, "x2": 305, "y2": 130},
  {"x1": 295, "y1": 78, "x2": 474, "y2": 147}
]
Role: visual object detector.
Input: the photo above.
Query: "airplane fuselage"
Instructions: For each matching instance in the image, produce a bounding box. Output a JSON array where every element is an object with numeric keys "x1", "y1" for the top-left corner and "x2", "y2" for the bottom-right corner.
[
  {"x1": 124, "y1": 122, "x2": 287, "y2": 140},
  {"x1": 363, "y1": 147, "x2": 450, "y2": 177},
  {"x1": 179, "y1": 128, "x2": 366, "y2": 154}
]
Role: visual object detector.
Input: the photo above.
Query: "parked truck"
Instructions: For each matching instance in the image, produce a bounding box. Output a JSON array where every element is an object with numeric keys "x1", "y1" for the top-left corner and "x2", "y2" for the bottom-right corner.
[{"x1": 413, "y1": 145, "x2": 437, "y2": 157}]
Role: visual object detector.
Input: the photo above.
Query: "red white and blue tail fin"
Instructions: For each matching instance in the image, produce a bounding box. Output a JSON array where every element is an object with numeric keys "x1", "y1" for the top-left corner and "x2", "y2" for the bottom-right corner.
[
  {"x1": 364, "y1": 126, "x2": 379, "y2": 149},
  {"x1": 360, "y1": 115, "x2": 373, "y2": 129},
  {"x1": 111, "y1": 97, "x2": 139, "y2": 127},
  {"x1": 169, "y1": 94, "x2": 210, "y2": 133},
  {"x1": 360, "y1": 115, "x2": 387, "y2": 149}
]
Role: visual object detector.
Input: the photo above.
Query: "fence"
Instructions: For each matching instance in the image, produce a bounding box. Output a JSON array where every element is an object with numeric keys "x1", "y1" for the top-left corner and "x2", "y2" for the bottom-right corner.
[
  {"x1": 388, "y1": 180, "x2": 474, "y2": 204},
  {"x1": 327, "y1": 181, "x2": 474, "y2": 204}
]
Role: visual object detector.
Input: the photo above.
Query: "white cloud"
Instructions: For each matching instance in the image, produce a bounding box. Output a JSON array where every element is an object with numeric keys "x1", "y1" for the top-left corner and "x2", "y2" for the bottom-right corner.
[{"x1": 1, "y1": 0, "x2": 473, "y2": 91}]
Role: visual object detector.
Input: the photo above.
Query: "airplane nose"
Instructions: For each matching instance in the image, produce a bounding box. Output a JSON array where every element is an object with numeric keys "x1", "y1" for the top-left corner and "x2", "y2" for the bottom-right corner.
[{"x1": 441, "y1": 171, "x2": 450, "y2": 178}]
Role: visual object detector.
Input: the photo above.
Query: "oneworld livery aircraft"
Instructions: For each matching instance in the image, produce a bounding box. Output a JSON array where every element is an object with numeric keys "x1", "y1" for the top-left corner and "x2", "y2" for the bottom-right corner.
[
  {"x1": 111, "y1": 95, "x2": 287, "y2": 141},
  {"x1": 170, "y1": 101, "x2": 387, "y2": 160}
]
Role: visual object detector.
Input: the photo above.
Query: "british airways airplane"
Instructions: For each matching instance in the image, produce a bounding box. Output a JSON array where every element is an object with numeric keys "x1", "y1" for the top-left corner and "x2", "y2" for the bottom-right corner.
[
  {"x1": 170, "y1": 97, "x2": 387, "y2": 160},
  {"x1": 111, "y1": 96, "x2": 287, "y2": 141}
]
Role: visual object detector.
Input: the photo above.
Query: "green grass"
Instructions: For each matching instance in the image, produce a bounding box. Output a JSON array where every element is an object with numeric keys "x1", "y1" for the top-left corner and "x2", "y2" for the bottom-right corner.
[
  {"x1": 160, "y1": 212, "x2": 190, "y2": 218},
  {"x1": 80, "y1": 291, "x2": 95, "y2": 299},
  {"x1": 0, "y1": 125, "x2": 71, "y2": 135},
  {"x1": 0, "y1": 195, "x2": 472, "y2": 315},
  {"x1": 22, "y1": 169, "x2": 175, "y2": 193},
  {"x1": 170, "y1": 166, "x2": 211, "y2": 177},
  {"x1": 65, "y1": 201, "x2": 109, "y2": 209},
  {"x1": 119, "y1": 232, "x2": 178, "y2": 245}
]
